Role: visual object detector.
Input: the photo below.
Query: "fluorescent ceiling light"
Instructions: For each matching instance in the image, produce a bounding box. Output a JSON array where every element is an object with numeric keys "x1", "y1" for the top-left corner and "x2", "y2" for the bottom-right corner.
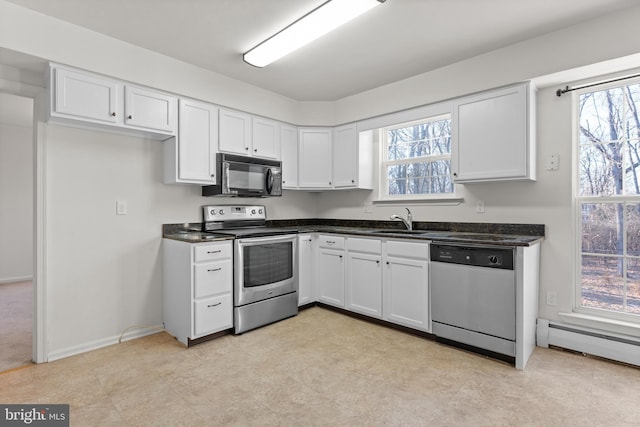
[{"x1": 244, "y1": 0, "x2": 386, "y2": 68}]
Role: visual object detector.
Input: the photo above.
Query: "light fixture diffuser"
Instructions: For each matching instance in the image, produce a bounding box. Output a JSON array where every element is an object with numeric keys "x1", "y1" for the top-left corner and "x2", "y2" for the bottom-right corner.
[{"x1": 244, "y1": 0, "x2": 386, "y2": 67}]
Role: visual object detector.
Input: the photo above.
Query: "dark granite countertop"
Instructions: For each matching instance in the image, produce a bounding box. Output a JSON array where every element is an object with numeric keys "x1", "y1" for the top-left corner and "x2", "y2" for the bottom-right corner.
[{"x1": 163, "y1": 220, "x2": 544, "y2": 247}]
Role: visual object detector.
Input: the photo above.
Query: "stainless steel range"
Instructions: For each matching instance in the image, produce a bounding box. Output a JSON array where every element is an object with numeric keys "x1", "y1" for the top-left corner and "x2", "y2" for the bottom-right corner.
[{"x1": 203, "y1": 205, "x2": 298, "y2": 334}]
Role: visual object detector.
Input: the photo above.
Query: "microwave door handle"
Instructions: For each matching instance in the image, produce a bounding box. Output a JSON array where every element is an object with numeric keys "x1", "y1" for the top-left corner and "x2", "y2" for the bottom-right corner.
[
  {"x1": 222, "y1": 162, "x2": 230, "y2": 194},
  {"x1": 266, "y1": 168, "x2": 274, "y2": 195}
]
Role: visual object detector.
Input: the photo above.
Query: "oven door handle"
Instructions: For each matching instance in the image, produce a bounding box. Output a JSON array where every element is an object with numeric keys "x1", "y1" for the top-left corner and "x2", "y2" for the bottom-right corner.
[{"x1": 236, "y1": 234, "x2": 297, "y2": 244}]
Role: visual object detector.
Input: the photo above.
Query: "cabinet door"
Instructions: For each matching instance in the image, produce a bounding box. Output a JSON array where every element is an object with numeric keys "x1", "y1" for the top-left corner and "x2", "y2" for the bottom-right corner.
[
  {"x1": 383, "y1": 256, "x2": 429, "y2": 331},
  {"x1": 452, "y1": 83, "x2": 531, "y2": 182},
  {"x1": 252, "y1": 117, "x2": 279, "y2": 159},
  {"x1": 298, "y1": 234, "x2": 315, "y2": 306},
  {"x1": 299, "y1": 128, "x2": 332, "y2": 188},
  {"x1": 281, "y1": 125, "x2": 298, "y2": 188},
  {"x1": 194, "y1": 294, "x2": 233, "y2": 337},
  {"x1": 316, "y1": 248, "x2": 345, "y2": 307},
  {"x1": 347, "y1": 252, "x2": 382, "y2": 318},
  {"x1": 124, "y1": 85, "x2": 177, "y2": 133},
  {"x1": 178, "y1": 99, "x2": 218, "y2": 183},
  {"x1": 53, "y1": 67, "x2": 119, "y2": 124},
  {"x1": 219, "y1": 108, "x2": 252, "y2": 155},
  {"x1": 332, "y1": 124, "x2": 358, "y2": 188}
]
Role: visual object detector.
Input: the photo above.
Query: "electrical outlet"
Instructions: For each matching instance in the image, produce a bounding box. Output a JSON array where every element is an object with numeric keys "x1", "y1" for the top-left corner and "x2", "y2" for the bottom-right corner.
[
  {"x1": 546, "y1": 154, "x2": 559, "y2": 171},
  {"x1": 475, "y1": 200, "x2": 485, "y2": 213},
  {"x1": 116, "y1": 200, "x2": 127, "y2": 215},
  {"x1": 364, "y1": 203, "x2": 373, "y2": 213},
  {"x1": 546, "y1": 291, "x2": 557, "y2": 306}
]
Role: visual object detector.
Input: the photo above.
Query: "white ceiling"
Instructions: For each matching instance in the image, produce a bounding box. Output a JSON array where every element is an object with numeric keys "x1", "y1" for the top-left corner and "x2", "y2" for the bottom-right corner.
[{"x1": 3, "y1": 0, "x2": 639, "y2": 101}]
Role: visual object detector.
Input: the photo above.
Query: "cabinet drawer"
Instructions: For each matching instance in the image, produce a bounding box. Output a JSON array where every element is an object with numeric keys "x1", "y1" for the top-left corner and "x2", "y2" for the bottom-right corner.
[
  {"x1": 194, "y1": 294, "x2": 232, "y2": 337},
  {"x1": 318, "y1": 235, "x2": 345, "y2": 249},
  {"x1": 194, "y1": 261, "x2": 232, "y2": 298},
  {"x1": 194, "y1": 242, "x2": 232, "y2": 263},
  {"x1": 386, "y1": 240, "x2": 429, "y2": 259},
  {"x1": 348, "y1": 237, "x2": 381, "y2": 254}
]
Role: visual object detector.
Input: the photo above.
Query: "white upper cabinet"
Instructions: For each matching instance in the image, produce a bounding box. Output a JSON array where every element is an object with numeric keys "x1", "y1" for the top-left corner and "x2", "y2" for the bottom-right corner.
[
  {"x1": 124, "y1": 85, "x2": 177, "y2": 133},
  {"x1": 218, "y1": 108, "x2": 280, "y2": 160},
  {"x1": 280, "y1": 124, "x2": 298, "y2": 189},
  {"x1": 332, "y1": 124, "x2": 358, "y2": 188},
  {"x1": 218, "y1": 108, "x2": 252, "y2": 155},
  {"x1": 164, "y1": 98, "x2": 218, "y2": 184},
  {"x1": 49, "y1": 64, "x2": 177, "y2": 138},
  {"x1": 298, "y1": 128, "x2": 333, "y2": 188},
  {"x1": 252, "y1": 117, "x2": 280, "y2": 159},
  {"x1": 53, "y1": 66, "x2": 120, "y2": 124},
  {"x1": 332, "y1": 124, "x2": 373, "y2": 190},
  {"x1": 451, "y1": 82, "x2": 536, "y2": 182}
]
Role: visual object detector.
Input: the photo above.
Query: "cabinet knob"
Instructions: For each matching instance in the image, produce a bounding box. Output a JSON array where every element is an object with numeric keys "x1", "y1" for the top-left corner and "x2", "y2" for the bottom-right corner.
[
  {"x1": 128, "y1": 115, "x2": 132, "y2": 120},
  {"x1": 453, "y1": 172, "x2": 458, "y2": 177},
  {"x1": 254, "y1": 148, "x2": 257, "y2": 152},
  {"x1": 245, "y1": 147, "x2": 249, "y2": 151},
  {"x1": 352, "y1": 179, "x2": 355, "y2": 183},
  {"x1": 329, "y1": 181, "x2": 332, "y2": 185},
  {"x1": 386, "y1": 261, "x2": 390, "y2": 265},
  {"x1": 111, "y1": 112, "x2": 116, "y2": 117},
  {"x1": 376, "y1": 260, "x2": 380, "y2": 264}
]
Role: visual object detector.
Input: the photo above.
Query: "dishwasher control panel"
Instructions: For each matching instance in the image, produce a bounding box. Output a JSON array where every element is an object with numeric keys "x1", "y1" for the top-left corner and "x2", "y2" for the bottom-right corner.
[{"x1": 430, "y1": 244, "x2": 514, "y2": 270}]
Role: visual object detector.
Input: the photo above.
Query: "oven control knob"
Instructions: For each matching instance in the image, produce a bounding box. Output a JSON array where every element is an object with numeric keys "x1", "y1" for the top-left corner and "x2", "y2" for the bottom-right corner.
[
  {"x1": 258, "y1": 209, "x2": 263, "y2": 214},
  {"x1": 251, "y1": 209, "x2": 256, "y2": 214},
  {"x1": 489, "y1": 256, "x2": 499, "y2": 264},
  {"x1": 210, "y1": 209, "x2": 216, "y2": 215},
  {"x1": 219, "y1": 209, "x2": 225, "y2": 215}
]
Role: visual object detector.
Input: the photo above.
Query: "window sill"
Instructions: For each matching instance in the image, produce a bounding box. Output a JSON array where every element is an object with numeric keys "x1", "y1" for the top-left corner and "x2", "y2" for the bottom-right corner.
[
  {"x1": 373, "y1": 196, "x2": 464, "y2": 206},
  {"x1": 558, "y1": 312, "x2": 640, "y2": 339}
]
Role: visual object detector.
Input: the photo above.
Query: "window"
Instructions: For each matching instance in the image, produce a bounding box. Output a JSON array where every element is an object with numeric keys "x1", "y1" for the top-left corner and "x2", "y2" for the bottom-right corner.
[
  {"x1": 576, "y1": 82, "x2": 640, "y2": 319},
  {"x1": 380, "y1": 115, "x2": 453, "y2": 200}
]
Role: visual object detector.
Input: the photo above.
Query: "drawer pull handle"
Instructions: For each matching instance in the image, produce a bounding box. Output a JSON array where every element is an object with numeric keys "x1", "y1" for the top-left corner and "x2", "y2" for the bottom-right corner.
[
  {"x1": 207, "y1": 250, "x2": 222, "y2": 254},
  {"x1": 327, "y1": 241, "x2": 335, "y2": 244},
  {"x1": 207, "y1": 268, "x2": 222, "y2": 272},
  {"x1": 207, "y1": 302, "x2": 222, "y2": 308}
]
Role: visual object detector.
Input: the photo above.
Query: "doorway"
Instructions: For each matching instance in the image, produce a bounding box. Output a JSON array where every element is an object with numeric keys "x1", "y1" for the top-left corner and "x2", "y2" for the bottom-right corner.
[{"x1": 0, "y1": 92, "x2": 34, "y2": 372}]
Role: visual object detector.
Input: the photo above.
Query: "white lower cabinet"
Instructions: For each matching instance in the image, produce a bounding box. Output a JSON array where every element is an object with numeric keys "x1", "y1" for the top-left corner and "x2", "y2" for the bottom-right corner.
[
  {"x1": 346, "y1": 238, "x2": 382, "y2": 318},
  {"x1": 163, "y1": 239, "x2": 233, "y2": 345},
  {"x1": 383, "y1": 241, "x2": 430, "y2": 332},
  {"x1": 298, "y1": 234, "x2": 316, "y2": 306},
  {"x1": 316, "y1": 235, "x2": 345, "y2": 308}
]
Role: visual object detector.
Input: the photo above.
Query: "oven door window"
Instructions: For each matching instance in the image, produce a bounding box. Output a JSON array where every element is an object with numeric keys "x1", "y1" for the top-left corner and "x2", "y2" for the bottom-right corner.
[{"x1": 242, "y1": 241, "x2": 293, "y2": 287}]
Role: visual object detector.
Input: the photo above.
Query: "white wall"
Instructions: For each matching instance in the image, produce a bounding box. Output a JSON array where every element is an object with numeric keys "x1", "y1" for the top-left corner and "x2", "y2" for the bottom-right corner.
[
  {"x1": 0, "y1": 93, "x2": 32, "y2": 283},
  {"x1": 1, "y1": 0, "x2": 640, "y2": 358},
  {"x1": 43, "y1": 123, "x2": 316, "y2": 357}
]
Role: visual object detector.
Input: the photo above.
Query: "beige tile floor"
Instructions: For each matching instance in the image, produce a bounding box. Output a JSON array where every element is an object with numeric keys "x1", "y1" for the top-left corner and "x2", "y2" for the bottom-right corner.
[
  {"x1": 2, "y1": 306, "x2": 640, "y2": 426},
  {"x1": 0, "y1": 281, "x2": 32, "y2": 372}
]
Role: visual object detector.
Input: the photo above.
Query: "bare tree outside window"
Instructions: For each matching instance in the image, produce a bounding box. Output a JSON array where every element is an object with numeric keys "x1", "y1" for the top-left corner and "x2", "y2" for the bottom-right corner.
[
  {"x1": 578, "y1": 84, "x2": 640, "y2": 316},
  {"x1": 383, "y1": 117, "x2": 453, "y2": 198}
]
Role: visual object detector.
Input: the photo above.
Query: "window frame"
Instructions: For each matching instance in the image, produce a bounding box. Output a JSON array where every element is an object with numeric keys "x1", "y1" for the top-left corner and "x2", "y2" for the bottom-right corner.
[
  {"x1": 378, "y1": 114, "x2": 457, "y2": 201},
  {"x1": 573, "y1": 79, "x2": 640, "y2": 324}
]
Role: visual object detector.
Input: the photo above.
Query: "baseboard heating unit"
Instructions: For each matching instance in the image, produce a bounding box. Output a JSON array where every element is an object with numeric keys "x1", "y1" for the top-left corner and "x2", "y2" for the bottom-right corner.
[{"x1": 537, "y1": 319, "x2": 640, "y2": 367}]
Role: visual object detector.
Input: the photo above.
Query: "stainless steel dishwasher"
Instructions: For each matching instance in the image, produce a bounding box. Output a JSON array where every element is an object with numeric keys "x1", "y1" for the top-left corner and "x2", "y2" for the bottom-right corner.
[{"x1": 430, "y1": 243, "x2": 516, "y2": 360}]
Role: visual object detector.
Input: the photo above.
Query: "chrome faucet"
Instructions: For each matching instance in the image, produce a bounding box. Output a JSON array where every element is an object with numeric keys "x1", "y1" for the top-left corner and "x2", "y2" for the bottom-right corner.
[{"x1": 390, "y1": 208, "x2": 412, "y2": 230}]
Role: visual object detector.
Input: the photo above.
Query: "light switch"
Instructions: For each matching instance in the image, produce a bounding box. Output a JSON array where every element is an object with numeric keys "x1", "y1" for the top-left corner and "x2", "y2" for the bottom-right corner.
[{"x1": 116, "y1": 200, "x2": 127, "y2": 215}]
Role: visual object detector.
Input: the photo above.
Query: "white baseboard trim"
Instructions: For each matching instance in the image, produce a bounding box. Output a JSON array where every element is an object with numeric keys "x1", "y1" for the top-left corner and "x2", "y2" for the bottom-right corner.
[
  {"x1": 537, "y1": 318, "x2": 640, "y2": 367},
  {"x1": 47, "y1": 324, "x2": 165, "y2": 362},
  {"x1": 0, "y1": 275, "x2": 33, "y2": 284}
]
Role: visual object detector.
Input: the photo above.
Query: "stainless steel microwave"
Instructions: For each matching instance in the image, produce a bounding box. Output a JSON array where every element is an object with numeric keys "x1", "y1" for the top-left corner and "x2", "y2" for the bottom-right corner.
[{"x1": 202, "y1": 153, "x2": 282, "y2": 197}]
